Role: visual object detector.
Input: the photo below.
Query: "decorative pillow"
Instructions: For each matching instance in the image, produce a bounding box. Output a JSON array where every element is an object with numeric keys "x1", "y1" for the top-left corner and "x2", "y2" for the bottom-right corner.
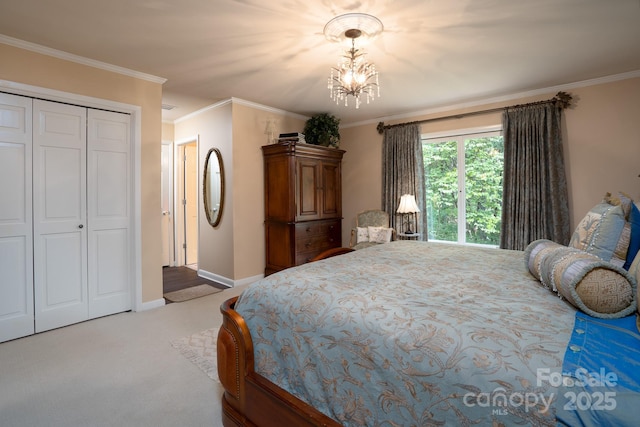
[
  {"x1": 356, "y1": 227, "x2": 369, "y2": 244},
  {"x1": 535, "y1": 246, "x2": 636, "y2": 318},
  {"x1": 624, "y1": 202, "x2": 640, "y2": 270},
  {"x1": 568, "y1": 194, "x2": 631, "y2": 267},
  {"x1": 610, "y1": 191, "x2": 634, "y2": 218},
  {"x1": 523, "y1": 239, "x2": 564, "y2": 280},
  {"x1": 368, "y1": 226, "x2": 393, "y2": 243}
]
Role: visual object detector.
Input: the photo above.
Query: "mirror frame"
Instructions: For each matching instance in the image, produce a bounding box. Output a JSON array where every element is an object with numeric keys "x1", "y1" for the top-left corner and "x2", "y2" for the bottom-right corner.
[{"x1": 203, "y1": 148, "x2": 225, "y2": 227}]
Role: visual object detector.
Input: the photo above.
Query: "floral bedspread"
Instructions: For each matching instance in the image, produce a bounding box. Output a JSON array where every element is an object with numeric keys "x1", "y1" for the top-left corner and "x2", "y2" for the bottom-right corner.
[{"x1": 235, "y1": 241, "x2": 576, "y2": 426}]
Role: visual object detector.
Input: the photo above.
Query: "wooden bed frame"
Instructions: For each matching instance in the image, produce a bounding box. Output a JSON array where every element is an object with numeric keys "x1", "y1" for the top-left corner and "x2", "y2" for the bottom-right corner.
[{"x1": 217, "y1": 247, "x2": 354, "y2": 427}]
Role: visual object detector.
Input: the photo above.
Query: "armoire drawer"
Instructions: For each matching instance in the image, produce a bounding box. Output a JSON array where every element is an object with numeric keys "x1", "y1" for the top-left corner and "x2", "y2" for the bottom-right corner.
[
  {"x1": 295, "y1": 220, "x2": 340, "y2": 237},
  {"x1": 294, "y1": 219, "x2": 341, "y2": 265},
  {"x1": 295, "y1": 233, "x2": 339, "y2": 253}
]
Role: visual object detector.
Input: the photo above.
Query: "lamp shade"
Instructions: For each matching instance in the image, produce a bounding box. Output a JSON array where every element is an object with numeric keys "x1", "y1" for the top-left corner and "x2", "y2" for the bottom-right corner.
[{"x1": 396, "y1": 194, "x2": 420, "y2": 214}]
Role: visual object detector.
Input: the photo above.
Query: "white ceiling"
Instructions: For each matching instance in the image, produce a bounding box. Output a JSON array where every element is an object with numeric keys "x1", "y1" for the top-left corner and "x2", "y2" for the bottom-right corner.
[{"x1": 1, "y1": 0, "x2": 639, "y2": 125}]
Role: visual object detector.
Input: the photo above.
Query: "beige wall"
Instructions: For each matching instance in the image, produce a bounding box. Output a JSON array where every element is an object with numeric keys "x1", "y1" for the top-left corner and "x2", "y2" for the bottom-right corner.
[
  {"x1": 563, "y1": 79, "x2": 640, "y2": 218},
  {"x1": 340, "y1": 76, "x2": 640, "y2": 245},
  {"x1": 173, "y1": 100, "x2": 306, "y2": 282},
  {"x1": 230, "y1": 103, "x2": 306, "y2": 279},
  {"x1": 175, "y1": 102, "x2": 234, "y2": 280},
  {"x1": 0, "y1": 43, "x2": 164, "y2": 303},
  {"x1": 162, "y1": 121, "x2": 174, "y2": 142}
]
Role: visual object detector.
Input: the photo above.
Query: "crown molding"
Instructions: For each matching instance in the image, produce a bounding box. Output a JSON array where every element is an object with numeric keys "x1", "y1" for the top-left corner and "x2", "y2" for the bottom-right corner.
[
  {"x1": 172, "y1": 97, "x2": 309, "y2": 124},
  {"x1": 173, "y1": 99, "x2": 233, "y2": 124},
  {"x1": 0, "y1": 34, "x2": 166, "y2": 84},
  {"x1": 231, "y1": 97, "x2": 309, "y2": 121}
]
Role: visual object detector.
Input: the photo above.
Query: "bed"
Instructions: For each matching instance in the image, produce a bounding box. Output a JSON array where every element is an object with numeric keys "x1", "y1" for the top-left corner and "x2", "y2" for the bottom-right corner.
[{"x1": 217, "y1": 239, "x2": 639, "y2": 426}]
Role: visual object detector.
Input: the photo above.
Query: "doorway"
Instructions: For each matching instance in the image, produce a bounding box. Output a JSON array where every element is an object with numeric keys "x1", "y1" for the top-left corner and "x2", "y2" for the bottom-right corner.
[
  {"x1": 161, "y1": 141, "x2": 174, "y2": 267},
  {"x1": 161, "y1": 137, "x2": 200, "y2": 298},
  {"x1": 172, "y1": 137, "x2": 199, "y2": 270}
]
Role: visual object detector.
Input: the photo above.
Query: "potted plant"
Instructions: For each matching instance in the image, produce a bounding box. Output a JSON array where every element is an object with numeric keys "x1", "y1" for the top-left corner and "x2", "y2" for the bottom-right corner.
[{"x1": 304, "y1": 113, "x2": 340, "y2": 148}]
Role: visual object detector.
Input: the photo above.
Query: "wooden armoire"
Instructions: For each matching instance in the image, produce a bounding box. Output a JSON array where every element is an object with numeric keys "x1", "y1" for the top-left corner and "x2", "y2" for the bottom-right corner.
[{"x1": 262, "y1": 141, "x2": 345, "y2": 275}]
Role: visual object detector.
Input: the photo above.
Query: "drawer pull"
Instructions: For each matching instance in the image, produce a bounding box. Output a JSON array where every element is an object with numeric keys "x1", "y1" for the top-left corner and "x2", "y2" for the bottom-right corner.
[
  {"x1": 306, "y1": 227, "x2": 312, "y2": 233},
  {"x1": 305, "y1": 242, "x2": 312, "y2": 248}
]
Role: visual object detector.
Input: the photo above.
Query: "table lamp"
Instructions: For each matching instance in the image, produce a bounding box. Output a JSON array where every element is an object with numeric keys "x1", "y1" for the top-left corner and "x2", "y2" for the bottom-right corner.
[{"x1": 397, "y1": 194, "x2": 420, "y2": 234}]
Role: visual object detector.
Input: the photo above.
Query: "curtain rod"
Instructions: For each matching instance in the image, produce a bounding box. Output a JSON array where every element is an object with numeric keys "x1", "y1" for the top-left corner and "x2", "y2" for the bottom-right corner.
[{"x1": 376, "y1": 91, "x2": 572, "y2": 134}]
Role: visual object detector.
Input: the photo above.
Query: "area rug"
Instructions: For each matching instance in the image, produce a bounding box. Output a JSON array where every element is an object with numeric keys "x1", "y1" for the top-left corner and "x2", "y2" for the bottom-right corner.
[
  {"x1": 163, "y1": 284, "x2": 222, "y2": 302},
  {"x1": 171, "y1": 327, "x2": 219, "y2": 383}
]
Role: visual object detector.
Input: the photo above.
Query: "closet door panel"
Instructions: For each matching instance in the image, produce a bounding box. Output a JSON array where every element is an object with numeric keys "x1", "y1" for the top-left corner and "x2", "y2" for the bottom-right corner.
[
  {"x1": 41, "y1": 147, "x2": 83, "y2": 218},
  {"x1": 33, "y1": 100, "x2": 88, "y2": 332},
  {"x1": 0, "y1": 93, "x2": 34, "y2": 342},
  {"x1": 39, "y1": 232, "x2": 83, "y2": 305},
  {"x1": 87, "y1": 109, "x2": 131, "y2": 317}
]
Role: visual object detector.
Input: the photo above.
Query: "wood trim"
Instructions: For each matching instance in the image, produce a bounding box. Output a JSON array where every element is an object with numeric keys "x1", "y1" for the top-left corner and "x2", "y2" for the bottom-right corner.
[{"x1": 218, "y1": 297, "x2": 341, "y2": 427}]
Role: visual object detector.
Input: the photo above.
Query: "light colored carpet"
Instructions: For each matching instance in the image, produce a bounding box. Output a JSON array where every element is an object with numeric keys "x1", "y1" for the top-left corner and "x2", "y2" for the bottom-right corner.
[
  {"x1": 171, "y1": 327, "x2": 219, "y2": 383},
  {"x1": 164, "y1": 284, "x2": 222, "y2": 302},
  {"x1": 0, "y1": 283, "x2": 248, "y2": 427}
]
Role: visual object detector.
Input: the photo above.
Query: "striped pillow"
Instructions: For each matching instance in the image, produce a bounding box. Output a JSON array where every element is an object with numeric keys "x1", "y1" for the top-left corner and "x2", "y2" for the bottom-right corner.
[{"x1": 525, "y1": 240, "x2": 636, "y2": 318}]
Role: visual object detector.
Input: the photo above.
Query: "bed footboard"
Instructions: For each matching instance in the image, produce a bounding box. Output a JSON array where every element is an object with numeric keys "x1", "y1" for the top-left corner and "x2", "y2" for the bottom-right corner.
[{"x1": 217, "y1": 297, "x2": 341, "y2": 427}]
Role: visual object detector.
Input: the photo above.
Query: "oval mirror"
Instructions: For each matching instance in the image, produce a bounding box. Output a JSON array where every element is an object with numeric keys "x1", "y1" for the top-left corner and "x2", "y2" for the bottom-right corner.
[{"x1": 203, "y1": 148, "x2": 225, "y2": 227}]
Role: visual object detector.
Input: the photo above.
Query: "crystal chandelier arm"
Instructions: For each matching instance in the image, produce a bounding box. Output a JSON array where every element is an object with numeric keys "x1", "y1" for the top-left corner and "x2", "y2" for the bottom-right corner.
[{"x1": 325, "y1": 16, "x2": 381, "y2": 109}]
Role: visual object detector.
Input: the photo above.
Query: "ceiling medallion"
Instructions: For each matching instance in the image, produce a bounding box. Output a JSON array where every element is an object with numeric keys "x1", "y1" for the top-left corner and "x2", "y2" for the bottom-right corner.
[{"x1": 324, "y1": 13, "x2": 383, "y2": 109}]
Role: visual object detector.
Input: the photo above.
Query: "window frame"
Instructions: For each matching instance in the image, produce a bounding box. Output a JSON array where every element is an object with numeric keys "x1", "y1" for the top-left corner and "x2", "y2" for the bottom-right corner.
[{"x1": 422, "y1": 125, "x2": 503, "y2": 247}]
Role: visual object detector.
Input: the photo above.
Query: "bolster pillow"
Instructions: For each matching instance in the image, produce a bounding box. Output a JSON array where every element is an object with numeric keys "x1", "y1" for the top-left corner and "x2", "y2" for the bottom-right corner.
[
  {"x1": 524, "y1": 239, "x2": 564, "y2": 281},
  {"x1": 525, "y1": 240, "x2": 637, "y2": 319}
]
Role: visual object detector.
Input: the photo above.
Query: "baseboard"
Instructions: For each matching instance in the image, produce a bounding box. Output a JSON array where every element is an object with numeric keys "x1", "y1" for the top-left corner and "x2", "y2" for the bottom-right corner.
[
  {"x1": 140, "y1": 298, "x2": 166, "y2": 311},
  {"x1": 198, "y1": 269, "x2": 264, "y2": 289}
]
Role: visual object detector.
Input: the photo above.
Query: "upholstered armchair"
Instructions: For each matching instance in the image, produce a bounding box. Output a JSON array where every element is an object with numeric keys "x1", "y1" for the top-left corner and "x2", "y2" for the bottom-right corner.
[{"x1": 349, "y1": 210, "x2": 396, "y2": 250}]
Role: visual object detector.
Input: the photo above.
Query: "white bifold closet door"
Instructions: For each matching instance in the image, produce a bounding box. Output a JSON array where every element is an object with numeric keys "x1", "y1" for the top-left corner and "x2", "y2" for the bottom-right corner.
[
  {"x1": 0, "y1": 94, "x2": 132, "y2": 341},
  {"x1": 33, "y1": 99, "x2": 89, "y2": 332},
  {"x1": 86, "y1": 108, "x2": 132, "y2": 319},
  {"x1": 0, "y1": 93, "x2": 34, "y2": 342}
]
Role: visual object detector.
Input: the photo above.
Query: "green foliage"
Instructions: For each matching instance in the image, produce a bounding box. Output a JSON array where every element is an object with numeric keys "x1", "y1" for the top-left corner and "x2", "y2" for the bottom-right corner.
[
  {"x1": 423, "y1": 136, "x2": 504, "y2": 245},
  {"x1": 304, "y1": 113, "x2": 340, "y2": 147}
]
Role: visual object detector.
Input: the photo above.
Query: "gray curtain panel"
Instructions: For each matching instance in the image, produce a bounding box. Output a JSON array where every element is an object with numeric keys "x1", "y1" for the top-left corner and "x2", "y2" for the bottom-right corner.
[
  {"x1": 381, "y1": 123, "x2": 427, "y2": 238},
  {"x1": 500, "y1": 103, "x2": 570, "y2": 250}
]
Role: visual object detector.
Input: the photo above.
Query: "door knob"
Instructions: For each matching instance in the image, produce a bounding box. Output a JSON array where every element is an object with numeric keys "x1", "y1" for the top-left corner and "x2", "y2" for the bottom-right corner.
[{"x1": 78, "y1": 224, "x2": 84, "y2": 229}]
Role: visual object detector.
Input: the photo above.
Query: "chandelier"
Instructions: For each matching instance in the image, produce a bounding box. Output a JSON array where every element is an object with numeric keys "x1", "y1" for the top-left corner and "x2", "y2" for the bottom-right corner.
[{"x1": 324, "y1": 13, "x2": 383, "y2": 109}]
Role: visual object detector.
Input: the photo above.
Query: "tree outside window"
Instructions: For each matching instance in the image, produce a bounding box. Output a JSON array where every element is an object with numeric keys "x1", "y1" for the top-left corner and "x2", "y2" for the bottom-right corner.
[{"x1": 423, "y1": 129, "x2": 503, "y2": 246}]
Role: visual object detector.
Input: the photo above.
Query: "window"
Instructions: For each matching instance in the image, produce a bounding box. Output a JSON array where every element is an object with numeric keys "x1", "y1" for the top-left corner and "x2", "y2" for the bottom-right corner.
[{"x1": 422, "y1": 126, "x2": 503, "y2": 246}]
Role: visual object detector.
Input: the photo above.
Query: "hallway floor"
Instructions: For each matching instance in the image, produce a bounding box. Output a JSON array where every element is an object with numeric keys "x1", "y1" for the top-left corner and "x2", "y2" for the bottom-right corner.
[{"x1": 162, "y1": 266, "x2": 225, "y2": 294}]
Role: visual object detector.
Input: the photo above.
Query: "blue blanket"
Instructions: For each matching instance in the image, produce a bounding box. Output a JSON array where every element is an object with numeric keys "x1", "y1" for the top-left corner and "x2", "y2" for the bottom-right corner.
[{"x1": 556, "y1": 312, "x2": 640, "y2": 426}]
